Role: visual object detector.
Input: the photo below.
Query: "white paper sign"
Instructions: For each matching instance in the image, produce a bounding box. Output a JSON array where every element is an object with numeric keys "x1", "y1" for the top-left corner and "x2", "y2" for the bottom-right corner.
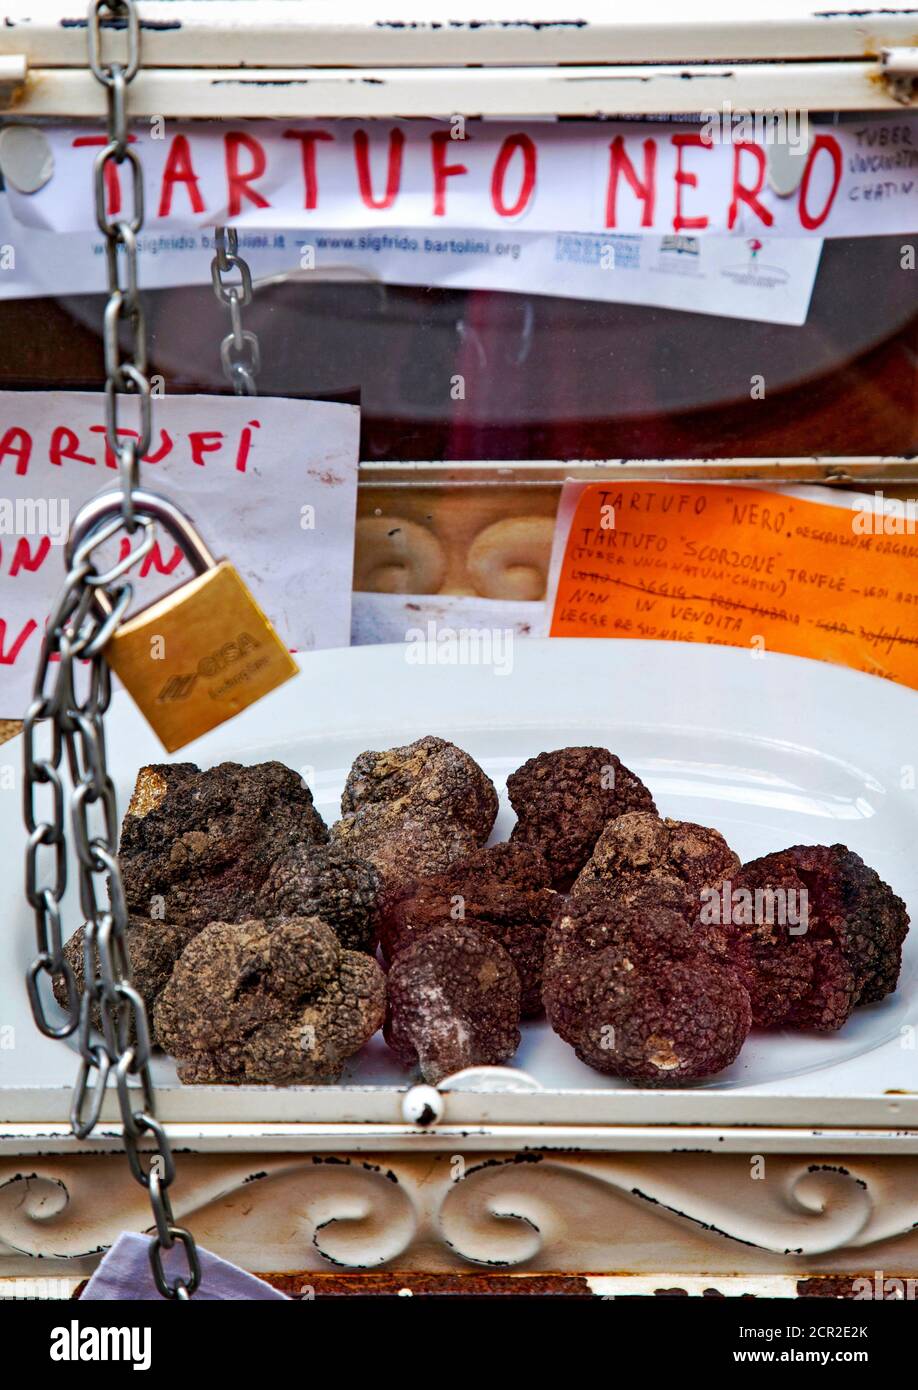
[
  {"x1": 0, "y1": 391, "x2": 360, "y2": 715},
  {"x1": 0, "y1": 192, "x2": 823, "y2": 325},
  {"x1": 4, "y1": 117, "x2": 916, "y2": 240}
]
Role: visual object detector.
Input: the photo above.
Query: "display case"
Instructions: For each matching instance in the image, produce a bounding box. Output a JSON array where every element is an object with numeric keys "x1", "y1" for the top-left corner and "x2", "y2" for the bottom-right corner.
[{"x1": 0, "y1": 2, "x2": 916, "y2": 1300}]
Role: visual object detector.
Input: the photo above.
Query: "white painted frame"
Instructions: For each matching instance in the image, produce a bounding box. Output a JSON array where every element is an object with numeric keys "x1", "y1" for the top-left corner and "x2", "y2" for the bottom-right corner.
[
  {"x1": 1, "y1": 3, "x2": 915, "y2": 116},
  {"x1": 2, "y1": 1, "x2": 917, "y2": 67},
  {"x1": 0, "y1": 13, "x2": 915, "y2": 1253}
]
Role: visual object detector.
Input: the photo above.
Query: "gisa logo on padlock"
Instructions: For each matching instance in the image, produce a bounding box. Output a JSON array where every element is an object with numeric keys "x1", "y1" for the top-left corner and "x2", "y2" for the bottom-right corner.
[{"x1": 157, "y1": 632, "x2": 265, "y2": 703}]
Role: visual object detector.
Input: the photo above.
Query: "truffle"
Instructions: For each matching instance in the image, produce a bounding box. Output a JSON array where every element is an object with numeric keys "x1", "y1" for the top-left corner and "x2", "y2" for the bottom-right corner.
[
  {"x1": 544, "y1": 890, "x2": 751, "y2": 1085},
  {"x1": 724, "y1": 844, "x2": 910, "y2": 1031},
  {"x1": 330, "y1": 735, "x2": 498, "y2": 885},
  {"x1": 379, "y1": 843, "x2": 559, "y2": 1016},
  {"x1": 119, "y1": 761, "x2": 328, "y2": 928},
  {"x1": 435, "y1": 840, "x2": 554, "y2": 892},
  {"x1": 53, "y1": 915, "x2": 198, "y2": 1028},
  {"x1": 154, "y1": 917, "x2": 386, "y2": 1084},
  {"x1": 264, "y1": 843, "x2": 382, "y2": 954},
  {"x1": 384, "y1": 922, "x2": 521, "y2": 1083},
  {"x1": 507, "y1": 746, "x2": 656, "y2": 889},
  {"x1": 573, "y1": 810, "x2": 740, "y2": 912}
]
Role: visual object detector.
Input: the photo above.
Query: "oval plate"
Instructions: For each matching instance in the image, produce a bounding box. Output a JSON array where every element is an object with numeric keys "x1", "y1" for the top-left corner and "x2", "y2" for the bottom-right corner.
[{"x1": 2, "y1": 638, "x2": 917, "y2": 1130}]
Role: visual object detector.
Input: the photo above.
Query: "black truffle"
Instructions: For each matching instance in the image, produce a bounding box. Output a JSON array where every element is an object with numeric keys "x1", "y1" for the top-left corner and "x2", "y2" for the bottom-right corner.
[
  {"x1": 508, "y1": 746, "x2": 656, "y2": 889},
  {"x1": 119, "y1": 761, "x2": 327, "y2": 928},
  {"x1": 384, "y1": 922, "x2": 521, "y2": 1083},
  {"x1": 330, "y1": 735, "x2": 498, "y2": 886},
  {"x1": 544, "y1": 890, "x2": 751, "y2": 1085},
  {"x1": 265, "y1": 843, "x2": 382, "y2": 954},
  {"x1": 725, "y1": 844, "x2": 909, "y2": 1031},
  {"x1": 154, "y1": 917, "x2": 386, "y2": 1084},
  {"x1": 53, "y1": 915, "x2": 198, "y2": 1028},
  {"x1": 573, "y1": 810, "x2": 739, "y2": 911},
  {"x1": 379, "y1": 843, "x2": 559, "y2": 1016}
]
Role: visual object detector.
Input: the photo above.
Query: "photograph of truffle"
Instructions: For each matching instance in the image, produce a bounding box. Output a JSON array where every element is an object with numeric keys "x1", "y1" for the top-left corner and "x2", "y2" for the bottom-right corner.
[
  {"x1": 119, "y1": 760, "x2": 328, "y2": 928},
  {"x1": 154, "y1": 917, "x2": 386, "y2": 1085},
  {"x1": 507, "y1": 746, "x2": 656, "y2": 889},
  {"x1": 543, "y1": 888, "x2": 752, "y2": 1085},
  {"x1": 384, "y1": 921, "x2": 522, "y2": 1083},
  {"x1": 379, "y1": 842, "x2": 560, "y2": 1016},
  {"x1": 722, "y1": 844, "x2": 910, "y2": 1031},
  {"x1": 330, "y1": 734, "x2": 498, "y2": 887}
]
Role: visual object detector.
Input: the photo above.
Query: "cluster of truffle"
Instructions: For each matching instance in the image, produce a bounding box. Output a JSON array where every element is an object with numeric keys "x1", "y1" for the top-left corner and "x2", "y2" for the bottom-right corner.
[
  {"x1": 57, "y1": 758, "x2": 391, "y2": 1083},
  {"x1": 58, "y1": 736, "x2": 910, "y2": 1091},
  {"x1": 60, "y1": 736, "x2": 512, "y2": 1085},
  {"x1": 528, "y1": 751, "x2": 909, "y2": 1084}
]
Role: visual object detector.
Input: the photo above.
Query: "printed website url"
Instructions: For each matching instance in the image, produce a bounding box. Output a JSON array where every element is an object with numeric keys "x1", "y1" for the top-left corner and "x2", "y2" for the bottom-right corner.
[
  {"x1": 734, "y1": 1349, "x2": 869, "y2": 1364},
  {"x1": 312, "y1": 233, "x2": 521, "y2": 259}
]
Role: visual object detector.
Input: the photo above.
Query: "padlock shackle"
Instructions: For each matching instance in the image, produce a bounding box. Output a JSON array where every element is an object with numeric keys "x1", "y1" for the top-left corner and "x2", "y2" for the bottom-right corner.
[
  {"x1": 65, "y1": 488, "x2": 218, "y2": 623},
  {"x1": 66, "y1": 487, "x2": 217, "y2": 575}
]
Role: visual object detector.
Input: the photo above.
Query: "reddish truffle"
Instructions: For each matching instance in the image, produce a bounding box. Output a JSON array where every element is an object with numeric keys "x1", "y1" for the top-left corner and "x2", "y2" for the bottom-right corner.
[
  {"x1": 379, "y1": 843, "x2": 560, "y2": 1016},
  {"x1": 567, "y1": 959, "x2": 752, "y2": 1086},
  {"x1": 544, "y1": 891, "x2": 751, "y2": 1085},
  {"x1": 508, "y1": 746, "x2": 656, "y2": 889},
  {"x1": 435, "y1": 841, "x2": 554, "y2": 892},
  {"x1": 330, "y1": 735, "x2": 498, "y2": 886},
  {"x1": 723, "y1": 844, "x2": 909, "y2": 1031},
  {"x1": 384, "y1": 922, "x2": 521, "y2": 1083}
]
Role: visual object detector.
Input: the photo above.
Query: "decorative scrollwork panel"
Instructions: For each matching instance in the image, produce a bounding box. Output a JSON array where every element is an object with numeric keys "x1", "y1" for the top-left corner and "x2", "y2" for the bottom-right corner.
[{"x1": 2, "y1": 1150, "x2": 918, "y2": 1278}]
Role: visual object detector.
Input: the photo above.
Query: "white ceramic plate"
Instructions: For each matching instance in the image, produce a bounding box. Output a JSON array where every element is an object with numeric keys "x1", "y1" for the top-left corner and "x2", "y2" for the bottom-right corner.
[{"x1": 2, "y1": 638, "x2": 917, "y2": 1127}]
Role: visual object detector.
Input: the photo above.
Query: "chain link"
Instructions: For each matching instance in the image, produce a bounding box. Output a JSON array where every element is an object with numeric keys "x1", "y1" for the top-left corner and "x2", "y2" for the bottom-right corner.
[
  {"x1": 22, "y1": 0, "x2": 198, "y2": 1301},
  {"x1": 211, "y1": 226, "x2": 260, "y2": 396}
]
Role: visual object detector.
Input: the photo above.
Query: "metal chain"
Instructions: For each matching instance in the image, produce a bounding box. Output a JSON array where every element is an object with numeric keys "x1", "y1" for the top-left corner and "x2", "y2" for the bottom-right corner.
[
  {"x1": 90, "y1": 0, "x2": 151, "y2": 531},
  {"x1": 211, "y1": 226, "x2": 260, "y2": 395},
  {"x1": 22, "y1": 0, "x2": 199, "y2": 1301}
]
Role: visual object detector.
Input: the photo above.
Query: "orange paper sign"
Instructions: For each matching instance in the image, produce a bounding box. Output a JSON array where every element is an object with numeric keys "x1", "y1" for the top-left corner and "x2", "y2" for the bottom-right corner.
[{"x1": 550, "y1": 483, "x2": 918, "y2": 689}]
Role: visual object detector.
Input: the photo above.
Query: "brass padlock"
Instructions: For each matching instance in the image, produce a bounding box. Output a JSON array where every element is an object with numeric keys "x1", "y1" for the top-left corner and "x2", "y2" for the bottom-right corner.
[{"x1": 67, "y1": 489, "x2": 298, "y2": 752}]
